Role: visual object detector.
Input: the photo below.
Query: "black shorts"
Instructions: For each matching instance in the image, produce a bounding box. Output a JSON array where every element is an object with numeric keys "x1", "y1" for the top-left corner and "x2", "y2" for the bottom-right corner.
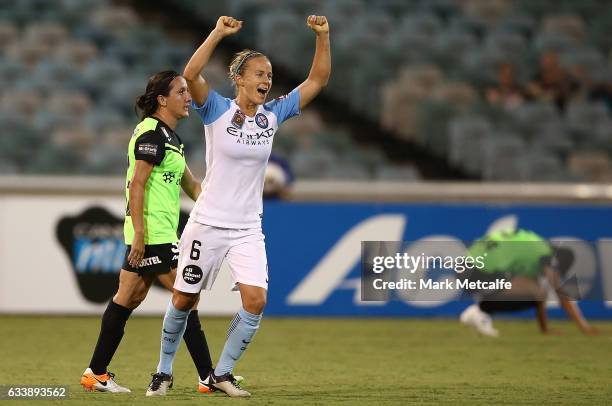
[{"x1": 122, "y1": 243, "x2": 178, "y2": 274}]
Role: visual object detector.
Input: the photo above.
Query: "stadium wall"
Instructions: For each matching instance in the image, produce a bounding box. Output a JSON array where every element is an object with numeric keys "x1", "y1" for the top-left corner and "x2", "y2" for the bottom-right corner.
[{"x1": 1, "y1": 176, "x2": 611, "y2": 318}]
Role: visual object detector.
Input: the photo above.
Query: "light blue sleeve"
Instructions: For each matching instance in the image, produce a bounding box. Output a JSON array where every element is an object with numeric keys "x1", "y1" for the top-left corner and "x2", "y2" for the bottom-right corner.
[
  {"x1": 191, "y1": 89, "x2": 231, "y2": 125},
  {"x1": 265, "y1": 88, "x2": 301, "y2": 125}
]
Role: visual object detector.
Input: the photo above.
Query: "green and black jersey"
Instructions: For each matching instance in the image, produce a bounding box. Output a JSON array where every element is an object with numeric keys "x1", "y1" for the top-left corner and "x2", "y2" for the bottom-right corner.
[
  {"x1": 124, "y1": 117, "x2": 186, "y2": 245},
  {"x1": 467, "y1": 229, "x2": 553, "y2": 278}
]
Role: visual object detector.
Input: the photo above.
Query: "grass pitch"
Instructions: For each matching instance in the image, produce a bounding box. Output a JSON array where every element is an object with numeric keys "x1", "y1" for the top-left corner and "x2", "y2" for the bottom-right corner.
[{"x1": 1, "y1": 316, "x2": 611, "y2": 405}]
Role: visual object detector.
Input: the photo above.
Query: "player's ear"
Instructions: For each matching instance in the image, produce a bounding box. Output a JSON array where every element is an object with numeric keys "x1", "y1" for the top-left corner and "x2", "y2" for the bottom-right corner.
[
  {"x1": 235, "y1": 74, "x2": 244, "y2": 87},
  {"x1": 157, "y1": 94, "x2": 167, "y2": 107}
]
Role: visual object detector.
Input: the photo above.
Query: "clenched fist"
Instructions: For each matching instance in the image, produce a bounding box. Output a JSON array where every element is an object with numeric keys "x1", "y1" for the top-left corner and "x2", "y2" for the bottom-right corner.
[
  {"x1": 215, "y1": 16, "x2": 243, "y2": 37},
  {"x1": 307, "y1": 15, "x2": 329, "y2": 34}
]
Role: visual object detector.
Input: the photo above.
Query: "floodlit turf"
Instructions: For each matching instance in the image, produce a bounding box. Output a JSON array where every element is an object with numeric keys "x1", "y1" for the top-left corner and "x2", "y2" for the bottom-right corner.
[{"x1": 1, "y1": 316, "x2": 611, "y2": 405}]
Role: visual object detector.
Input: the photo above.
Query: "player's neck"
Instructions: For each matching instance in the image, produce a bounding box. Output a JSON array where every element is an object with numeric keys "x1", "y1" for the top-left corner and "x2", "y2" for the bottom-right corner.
[
  {"x1": 235, "y1": 95, "x2": 258, "y2": 117},
  {"x1": 152, "y1": 111, "x2": 177, "y2": 130}
]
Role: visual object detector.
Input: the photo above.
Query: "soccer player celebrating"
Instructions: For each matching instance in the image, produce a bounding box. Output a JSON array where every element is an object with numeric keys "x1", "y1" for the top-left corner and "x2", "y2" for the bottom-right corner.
[
  {"x1": 145, "y1": 15, "x2": 330, "y2": 397},
  {"x1": 81, "y1": 71, "x2": 218, "y2": 393},
  {"x1": 460, "y1": 229, "x2": 598, "y2": 337}
]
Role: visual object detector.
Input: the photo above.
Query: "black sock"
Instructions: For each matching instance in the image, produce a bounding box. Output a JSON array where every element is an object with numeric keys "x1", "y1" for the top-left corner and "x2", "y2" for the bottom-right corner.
[
  {"x1": 183, "y1": 310, "x2": 213, "y2": 380},
  {"x1": 479, "y1": 300, "x2": 537, "y2": 315},
  {"x1": 89, "y1": 301, "x2": 133, "y2": 375}
]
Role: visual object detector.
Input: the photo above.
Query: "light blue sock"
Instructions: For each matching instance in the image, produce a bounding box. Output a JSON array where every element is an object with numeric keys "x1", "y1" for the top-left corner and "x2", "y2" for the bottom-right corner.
[
  {"x1": 214, "y1": 307, "x2": 261, "y2": 376},
  {"x1": 157, "y1": 301, "x2": 190, "y2": 375}
]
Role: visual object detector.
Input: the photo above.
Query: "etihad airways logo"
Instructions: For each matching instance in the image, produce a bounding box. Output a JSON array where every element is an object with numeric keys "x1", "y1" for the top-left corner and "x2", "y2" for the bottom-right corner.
[{"x1": 226, "y1": 126, "x2": 274, "y2": 146}]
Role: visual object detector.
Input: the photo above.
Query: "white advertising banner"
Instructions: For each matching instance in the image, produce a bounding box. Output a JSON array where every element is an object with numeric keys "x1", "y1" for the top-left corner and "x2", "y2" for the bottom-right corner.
[{"x1": 0, "y1": 194, "x2": 241, "y2": 315}]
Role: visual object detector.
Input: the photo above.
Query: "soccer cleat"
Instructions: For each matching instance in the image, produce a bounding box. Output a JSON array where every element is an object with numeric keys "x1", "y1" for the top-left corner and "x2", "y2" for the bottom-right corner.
[
  {"x1": 460, "y1": 304, "x2": 499, "y2": 337},
  {"x1": 209, "y1": 372, "x2": 251, "y2": 397},
  {"x1": 145, "y1": 372, "x2": 173, "y2": 397},
  {"x1": 197, "y1": 375, "x2": 215, "y2": 394},
  {"x1": 198, "y1": 374, "x2": 244, "y2": 393},
  {"x1": 80, "y1": 368, "x2": 131, "y2": 393}
]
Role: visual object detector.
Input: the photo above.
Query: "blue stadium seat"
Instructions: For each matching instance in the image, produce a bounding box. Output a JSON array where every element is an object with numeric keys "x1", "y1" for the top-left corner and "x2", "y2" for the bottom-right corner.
[
  {"x1": 448, "y1": 115, "x2": 492, "y2": 175},
  {"x1": 522, "y1": 150, "x2": 567, "y2": 181},
  {"x1": 434, "y1": 30, "x2": 478, "y2": 67},
  {"x1": 417, "y1": 0, "x2": 461, "y2": 20},
  {"x1": 533, "y1": 31, "x2": 578, "y2": 53},
  {"x1": 256, "y1": 10, "x2": 307, "y2": 71},
  {"x1": 321, "y1": 0, "x2": 366, "y2": 21},
  {"x1": 496, "y1": 13, "x2": 537, "y2": 37},
  {"x1": 0, "y1": 58, "x2": 25, "y2": 84},
  {"x1": 512, "y1": 102, "x2": 562, "y2": 139},
  {"x1": 481, "y1": 132, "x2": 527, "y2": 180},
  {"x1": 390, "y1": 30, "x2": 434, "y2": 65},
  {"x1": 33, "y1": 110, "x2": 79, "y2": 132},
  {"x1": 83, "y1": 109, "x2": 126, "y2": 132},
  {"x1": 80, "y1": 58, "x2": 126, "y2": 97},
  {"x1": 566, "y1": 101, "x2": 611, "y2": 140},
  {"x1": 101, "y1": 75, "x2": 146, "y2": 117},
  {"x1": 531, "y1": 123, "x2": 574, "y2": 156},
  {"x1": 484, "y1": 30, "x2": 528, "y2": 57},
  {"x1": 81, "y1": 145, "x2": 127, "y2": 175},
  {"x1": 398, "y1": 13, "x2": 442, "y2": 37},
  {"x1": 560, "y1": 47, "x2": 605, "y2": 78},
  {"x1": 291, "y1": 148, "x2": 337, "y2": 179}
]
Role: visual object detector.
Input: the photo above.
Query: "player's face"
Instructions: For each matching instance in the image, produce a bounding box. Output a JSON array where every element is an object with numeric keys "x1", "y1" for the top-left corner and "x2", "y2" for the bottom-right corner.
[
  {"x1": 164, "y1": 76, "x2": 192, "y2": 119},
  {"x1": 240, "y1": 57, "x2": 272, "y2": 105}
]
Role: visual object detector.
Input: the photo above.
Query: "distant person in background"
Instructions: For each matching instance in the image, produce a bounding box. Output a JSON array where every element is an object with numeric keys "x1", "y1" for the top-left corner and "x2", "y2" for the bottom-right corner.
[
  {"x1": 525, "y1": 51, "x2": 580, "y2": 111},
  {"x1": 146, "y1": 14, "x2": 330, "y2": 398},
  {"x1": 80, "y1": 71, "x2": 218, "y2": 394},
  {"x1": 485, "y1": 62, "x2": 525, "y2": 111},
  {"x1": 460, "y1": 229, "x2": 598, "y2": 337},
  {"x1": 263, "y1": 153, "x2": 294, "y2": 199}
]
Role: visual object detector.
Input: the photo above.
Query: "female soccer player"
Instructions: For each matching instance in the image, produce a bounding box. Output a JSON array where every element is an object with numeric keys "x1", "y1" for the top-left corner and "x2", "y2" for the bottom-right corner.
[
  {"x1": 460, "y1": 229, "x2": 598, "y2": 337},
  {"x1": 146, "y1": 15, "x2": 331, "y2": 397},
  {"x1": 81, "y1": 71, "x2": 217, "y2": 394}
]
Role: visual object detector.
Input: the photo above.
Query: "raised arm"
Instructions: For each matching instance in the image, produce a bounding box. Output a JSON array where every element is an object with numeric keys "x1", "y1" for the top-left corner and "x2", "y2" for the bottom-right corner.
[
  {"x1": 544, "y1": 265, "x2": 599, "y2": 335},
  {"x1": 297, "y1": 15, "x2": 331, "y2": 110},
  {"x1": 180, "y1": 164, "x2": 202, "y2": 202},
  {"x1": 183, "y1": 16, "x2": 242, "y2": 106}
]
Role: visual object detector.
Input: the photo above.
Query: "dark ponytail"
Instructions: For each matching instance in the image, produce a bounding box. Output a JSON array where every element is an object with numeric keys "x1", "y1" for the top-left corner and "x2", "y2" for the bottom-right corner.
[{"x1": 134, "y1": 70, "x2": 180, "y2": 119}]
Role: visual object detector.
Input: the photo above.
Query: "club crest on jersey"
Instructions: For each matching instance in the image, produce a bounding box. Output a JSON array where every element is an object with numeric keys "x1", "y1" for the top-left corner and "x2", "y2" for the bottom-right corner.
[
  {"x1": 255, "y1": 113, "x2": 268, "y2": 129},
  {"x1": 231, "y1": 110, "x2": 246, "y2": 129}
]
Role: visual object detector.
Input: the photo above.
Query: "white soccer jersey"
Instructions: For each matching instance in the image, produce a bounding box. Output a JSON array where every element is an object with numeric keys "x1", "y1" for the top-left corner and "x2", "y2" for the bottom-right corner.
[{"x1": 190, "y1": 88, "x2": 300, "y2": 228}]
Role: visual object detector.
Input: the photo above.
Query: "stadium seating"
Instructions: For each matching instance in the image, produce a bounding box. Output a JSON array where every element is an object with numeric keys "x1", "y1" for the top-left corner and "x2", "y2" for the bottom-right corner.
[
  {"x1": 1, "y1": 0, "x2": 611, "y2": 182},
  {"x1": 448, "y1": 115, "x2": 493, "y2": 175}
]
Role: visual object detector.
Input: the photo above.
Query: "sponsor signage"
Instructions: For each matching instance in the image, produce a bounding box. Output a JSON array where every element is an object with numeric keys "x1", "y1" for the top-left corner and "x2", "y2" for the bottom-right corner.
[
  {"x1": 1, "y1": 196, "x2": 611, "y2": 318},
  {"x1": 262, "y1": 202, "x2": 612, "y2": 318}
]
